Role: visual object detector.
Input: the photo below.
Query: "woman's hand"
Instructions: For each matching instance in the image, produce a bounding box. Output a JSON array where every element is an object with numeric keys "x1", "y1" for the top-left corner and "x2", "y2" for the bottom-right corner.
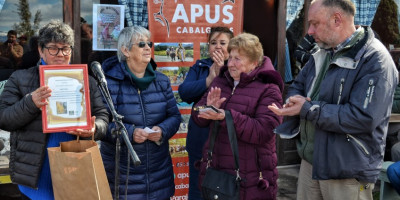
[
  {"x1": 206, "y1": 87, "x2": 226, "y2": 108},
  {"x1": 67, "y1": 116, "x2": 96, "y2": 137},
  {"x1": 31, "y1": 86, "x2": 52, "y2": 109},
  {"x1": 211, "y1": 50, "x2": 225, "y2": 68},
  {"x1": 198, "y1": 87, "x2": 226, "y2": 120},
  {"x1": 147, "y1": 126, "x2": 162, "y2": 143},
  {"x1": 133, "y1": 128, "x2": 149, "y2": 143},
  {"x1": 206, "y1": 51, "x2": 225, "y2": 87}
]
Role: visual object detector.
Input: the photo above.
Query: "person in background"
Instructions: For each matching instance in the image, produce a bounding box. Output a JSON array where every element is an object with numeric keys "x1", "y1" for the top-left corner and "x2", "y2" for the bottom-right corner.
[
  {"x1": 81, "y1": 22, "x2": 93, "y2": 64},
  {"x1": 0, "y1": 20, "x2": 109, "y2": 200},
  {"x1": 81, "y1": 23, "x2": 93, "y2": 40},
  {"x1": 177, "y1": 43, "x2": 186, "y2": 62},
  {"x1": 192, "y1": 33, "x2": 284, "y2": 199},
  {"x1": 18, "y1": 35, "x2": 28, "y2": 54},
  {"x1": 268, "y1": 0, "x2": 398, "y2": 199},
  {"x1": 386, "y1": 49, "x2": 400, "y2": 162},
  {"x1": 178, "y1": 26, "x2": 233, "y2": 200},
  {"x1": 390, "y1": 86, "x2": 400, "y2": 161},
  {"x1": 19, "y1": 36, "x2": 40, "y2": 69},
  {"x1": 0, "y1": 30, "x2": 23, "y2": 68},
  {"x1": 294, "y1": 34, "x2": 317, "y2": 67},
  {"x1": 100, "y1": 26, "x2": 181, "y2": 200}
]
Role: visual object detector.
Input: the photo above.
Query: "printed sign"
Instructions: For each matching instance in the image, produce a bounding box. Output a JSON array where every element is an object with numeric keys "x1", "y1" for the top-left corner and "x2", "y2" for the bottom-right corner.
[
  {"x1": 93, "y1": 4, "x2": 125, "y2": 51},
  {"x1": 148, "y1": 0, "x2": 243, "y2": 67}
]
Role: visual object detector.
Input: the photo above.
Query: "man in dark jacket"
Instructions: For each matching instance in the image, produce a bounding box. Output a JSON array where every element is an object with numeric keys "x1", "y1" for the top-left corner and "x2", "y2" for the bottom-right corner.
[{"x1": 269, "y1": 0, "x2": 398, "y2": 199}]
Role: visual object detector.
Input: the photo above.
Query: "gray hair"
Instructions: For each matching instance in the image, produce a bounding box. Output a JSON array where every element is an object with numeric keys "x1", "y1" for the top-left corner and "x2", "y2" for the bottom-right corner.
[
  {"x1": 117, "y1": 26, "x2": 151, "y2": 62},
  {"x1": 38, "y1": 20, "x2": 74, "y2": 48},
  {"x1": 312, "y1": 0, "x2": 356, "y2": 17}
]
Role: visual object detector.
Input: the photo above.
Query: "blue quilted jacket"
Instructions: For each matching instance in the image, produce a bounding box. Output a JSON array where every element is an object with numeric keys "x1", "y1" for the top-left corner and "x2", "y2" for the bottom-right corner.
[{"x1": 100, "y1": 56, "x2": 181, "y2": 200}]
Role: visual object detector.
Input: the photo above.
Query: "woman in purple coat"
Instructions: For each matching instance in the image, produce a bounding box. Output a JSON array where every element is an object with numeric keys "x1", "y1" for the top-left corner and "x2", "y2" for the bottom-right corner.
[{"x1": 192, "y1": 33, "x2": 283, "y2": 199}]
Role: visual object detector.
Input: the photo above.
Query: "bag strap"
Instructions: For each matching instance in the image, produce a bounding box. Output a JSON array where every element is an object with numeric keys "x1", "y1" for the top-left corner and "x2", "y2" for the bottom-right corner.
[
  {"x1": 207, "y1": 120, "x2": 220, "y2": 161},
  {"x1": 225, "y1": 110, "x2": 239, "y2": 171},
  {"x1": 207, "y1": 110, "x2": 240, "y2": 172}
]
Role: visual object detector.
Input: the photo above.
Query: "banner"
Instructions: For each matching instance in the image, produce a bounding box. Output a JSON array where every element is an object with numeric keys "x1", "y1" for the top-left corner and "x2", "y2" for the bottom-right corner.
[
  {"x1": 148, "y1": 0, "x2": 243, "y2": 67},
  {"x1": 150, "y1": 1, "x2": 243, "y2": 199}
]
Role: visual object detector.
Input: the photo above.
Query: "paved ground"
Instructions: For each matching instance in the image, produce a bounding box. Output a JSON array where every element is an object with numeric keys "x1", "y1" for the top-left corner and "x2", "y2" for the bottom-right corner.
[{"x1": 277, "y1": 164, "x2": 299, "y2": 200}]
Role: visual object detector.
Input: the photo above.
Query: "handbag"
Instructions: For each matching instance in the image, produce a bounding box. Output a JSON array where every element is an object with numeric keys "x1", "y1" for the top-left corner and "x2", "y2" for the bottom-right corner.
[
  {"x1": 201, "y1": 110, "x2": 241, "y2": 200},
  {"x1": 48, "y1": 136, "x2": 112, "y2": 200}
]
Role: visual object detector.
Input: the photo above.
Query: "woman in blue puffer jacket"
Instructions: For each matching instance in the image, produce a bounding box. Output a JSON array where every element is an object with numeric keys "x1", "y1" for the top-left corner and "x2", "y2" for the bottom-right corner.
[{"x1": 100, "y1": 26, "x2": 181, "y2": 200}]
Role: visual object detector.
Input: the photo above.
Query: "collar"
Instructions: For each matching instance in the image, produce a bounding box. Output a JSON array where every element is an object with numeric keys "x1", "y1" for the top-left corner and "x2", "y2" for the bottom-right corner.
[{"x1": 333, "y1": 27, "x2": 362, "y2": 53}]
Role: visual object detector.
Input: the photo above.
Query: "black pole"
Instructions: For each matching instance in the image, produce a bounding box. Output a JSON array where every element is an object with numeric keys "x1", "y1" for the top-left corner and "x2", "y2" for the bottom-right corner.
[{"x1": 115, "y1": 133, "x2": 121, "y2": 200}]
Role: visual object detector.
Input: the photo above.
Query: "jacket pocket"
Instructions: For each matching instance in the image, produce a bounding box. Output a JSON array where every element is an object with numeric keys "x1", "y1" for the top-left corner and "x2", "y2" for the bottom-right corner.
[{"x1": 346, "y1": 134, "x2": 370, "y2": 156}]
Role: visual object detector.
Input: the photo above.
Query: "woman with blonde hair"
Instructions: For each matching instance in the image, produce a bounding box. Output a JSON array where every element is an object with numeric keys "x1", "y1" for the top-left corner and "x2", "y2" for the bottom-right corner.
[{"x1": 192, "y1": 33, "x2": 283, "y2": 199}]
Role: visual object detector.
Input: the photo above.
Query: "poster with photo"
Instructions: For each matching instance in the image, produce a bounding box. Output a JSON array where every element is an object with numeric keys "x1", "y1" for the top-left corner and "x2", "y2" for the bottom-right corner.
[
  {"x1": 157, "y1": 66, "x2": 190, "y2": 86},
  {"x1": 93, "y1": 4, "x2": 124, "y2": 51}
]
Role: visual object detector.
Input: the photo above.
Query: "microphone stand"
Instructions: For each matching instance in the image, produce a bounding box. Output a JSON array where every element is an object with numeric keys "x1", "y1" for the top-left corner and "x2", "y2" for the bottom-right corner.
[{"x1": 96, "y1": 81, "x2": 141, "y2": 200}]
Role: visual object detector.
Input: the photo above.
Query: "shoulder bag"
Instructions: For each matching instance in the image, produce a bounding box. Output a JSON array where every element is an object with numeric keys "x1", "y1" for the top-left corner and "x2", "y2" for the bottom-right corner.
[{"x1": 201, "y1": 110, "x2": 241, "y2": 200}]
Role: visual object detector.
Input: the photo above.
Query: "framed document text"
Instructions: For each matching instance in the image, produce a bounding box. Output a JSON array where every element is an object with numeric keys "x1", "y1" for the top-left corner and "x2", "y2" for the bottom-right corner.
[{"x1": 39, "y1": 65, "x2": 92, "y2": 133}]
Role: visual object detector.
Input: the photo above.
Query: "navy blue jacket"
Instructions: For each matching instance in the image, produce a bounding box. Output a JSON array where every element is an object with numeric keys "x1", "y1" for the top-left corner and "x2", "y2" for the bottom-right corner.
[
  {"x1": 100, "y1": 56, "x2": 181, "y2": 200},
  {"x1": 276, "y1": 26, "x2": 398, "y2": 183},
  {"x1": 178, "y1": 58, "x2": 213, "y2": 158}
]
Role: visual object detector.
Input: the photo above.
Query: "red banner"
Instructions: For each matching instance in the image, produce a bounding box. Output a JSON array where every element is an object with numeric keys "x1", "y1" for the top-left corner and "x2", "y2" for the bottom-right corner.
[
  {"x1": 149, "y1": 1, "x2": 244, "y2": 199},
  {"x1": 148, "y1": 0, "x2": 243, "y2": 67}
]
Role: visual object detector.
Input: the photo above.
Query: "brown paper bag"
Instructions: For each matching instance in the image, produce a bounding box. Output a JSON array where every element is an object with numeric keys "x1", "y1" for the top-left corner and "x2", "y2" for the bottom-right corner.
[{"x1": 48, "y1": 136, "x2": 112, "y2": 200}]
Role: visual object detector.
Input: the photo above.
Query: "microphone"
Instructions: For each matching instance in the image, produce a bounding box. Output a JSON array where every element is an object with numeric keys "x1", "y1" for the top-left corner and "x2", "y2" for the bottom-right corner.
[{"x1": 90, "y1": 61, "x2": 107, "y2": 84}]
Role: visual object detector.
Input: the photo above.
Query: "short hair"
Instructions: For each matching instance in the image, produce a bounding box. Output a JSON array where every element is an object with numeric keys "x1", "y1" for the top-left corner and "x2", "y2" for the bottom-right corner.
[
  {"x1": 38, "y1": 20, "x2": 74, "y2": 48},
  {"x1": 7, "y1": 30, "x2": 17, "y2": 36},
  {"x1": 208, "y1": 26, "x2": 234, "y2": 42},
  {"x1": 228, "y1": 33, "x2": 264, "y2": 65},
  {"x1": 315, "y1": 0, "x2": 356, "y2": 16},
  {"x1": 117, "y1": 26, "x2": 151, "y2": 62}
]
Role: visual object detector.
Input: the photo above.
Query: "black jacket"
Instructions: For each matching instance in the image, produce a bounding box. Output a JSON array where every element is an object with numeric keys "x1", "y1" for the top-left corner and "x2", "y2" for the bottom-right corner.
[{"x1": 0, "y1": 65, "x2": 109, "y2": 188}]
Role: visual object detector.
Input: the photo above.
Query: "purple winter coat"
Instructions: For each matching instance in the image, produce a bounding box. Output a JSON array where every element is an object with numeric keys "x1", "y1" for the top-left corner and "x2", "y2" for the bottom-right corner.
[{"x1": 192, "y1": 56, "x2": 284, "y2": 200}]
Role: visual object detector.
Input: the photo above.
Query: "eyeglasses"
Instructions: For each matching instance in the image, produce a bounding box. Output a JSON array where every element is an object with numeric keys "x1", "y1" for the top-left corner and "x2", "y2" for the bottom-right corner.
[
  {"x1": 132, "y1": 41, "x2": 153, "y2": 48},
  {"x1": 43, "y1": 46, "x2": 73, "y2": 56}
]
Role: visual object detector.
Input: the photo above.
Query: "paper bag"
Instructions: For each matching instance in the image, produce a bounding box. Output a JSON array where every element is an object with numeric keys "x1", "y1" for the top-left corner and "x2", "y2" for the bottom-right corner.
[{"x1": 48, "y1": 137, "x2": 112, "y2": 200}]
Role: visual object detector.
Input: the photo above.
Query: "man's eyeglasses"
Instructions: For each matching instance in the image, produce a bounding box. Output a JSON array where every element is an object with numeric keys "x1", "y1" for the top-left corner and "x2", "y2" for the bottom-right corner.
[
  {"x1": 132, "y1": 41, "x2": 153, "y2": 48},
  {"x1": 43, "y1": 46, "x2": 73, "y2": 56}
]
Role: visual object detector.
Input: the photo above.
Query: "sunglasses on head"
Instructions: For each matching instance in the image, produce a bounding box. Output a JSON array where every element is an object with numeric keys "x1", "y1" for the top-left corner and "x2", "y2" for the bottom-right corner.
[{"x1": 133, "y1": 41, "x2": 153, "y2": 48}]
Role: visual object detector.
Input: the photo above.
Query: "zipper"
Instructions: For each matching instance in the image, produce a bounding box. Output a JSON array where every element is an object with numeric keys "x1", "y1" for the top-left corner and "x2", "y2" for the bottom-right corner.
[
  {"x1": 254, "y1": 148, "x2": 263, "y2": 181},
  {"x1": 363, "y1": 79, "x2": 374, "y2": 109},
  {"x1": 346, "y1": 134, "x2": 370, "y2": 155},
  {"x1": 137, "y1": 88, "x2": 150, "y2": 195},
  {"x1": 337, "y1": 78, "x2": 345, "y2": 104},
  {"x1": 231, "y1": 84, "x2": 237, "y2": 95}
]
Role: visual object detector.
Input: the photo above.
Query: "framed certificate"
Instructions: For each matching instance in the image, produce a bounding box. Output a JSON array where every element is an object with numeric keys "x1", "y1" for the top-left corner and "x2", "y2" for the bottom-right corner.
[{"x1": 39, "y1": 65, "x2": 92, "y2": 133}]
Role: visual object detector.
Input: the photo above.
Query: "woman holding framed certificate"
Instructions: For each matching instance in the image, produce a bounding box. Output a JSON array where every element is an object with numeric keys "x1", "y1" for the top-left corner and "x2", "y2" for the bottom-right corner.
[{"x1": 0, "y1": 20, "x2": 109, "y2": 200}]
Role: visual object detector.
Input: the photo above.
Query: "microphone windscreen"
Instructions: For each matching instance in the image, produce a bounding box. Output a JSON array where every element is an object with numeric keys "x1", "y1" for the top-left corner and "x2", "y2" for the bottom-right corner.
[{"x1": 90, "y1": 61, "x2": 106, "y2": 84}]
